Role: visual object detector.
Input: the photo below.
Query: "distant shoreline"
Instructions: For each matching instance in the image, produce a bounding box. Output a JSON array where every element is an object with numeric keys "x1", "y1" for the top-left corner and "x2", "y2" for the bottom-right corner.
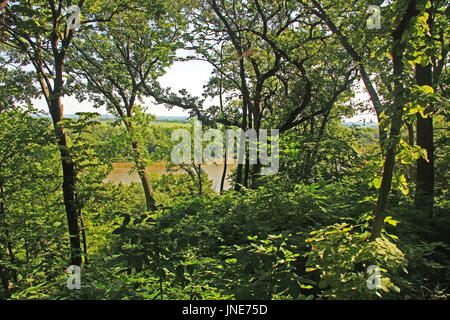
[
  {"x1": 32, "y1": 113, "x2": 378, "y2": 127},
  {"x1": 32, "y1": 113, "x2": 190, "y2": 122}
]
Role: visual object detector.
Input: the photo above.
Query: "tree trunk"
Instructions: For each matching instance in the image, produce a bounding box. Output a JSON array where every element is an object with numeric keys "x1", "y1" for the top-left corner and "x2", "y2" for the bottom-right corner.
[
  {"x1": 243, "y1": 110, "x2": 252, "y2": 188},
  {"x1": 234, "y1": 54, "x2": 250, "y2": 192},
  {"x1": 220, "y1": 143, "x2": 228, "y2": 192},
  {"x1": 370, "y1": 0, "x2": 419, "y2": 241},
  {"x1": 370, "y1": 131, "x2": 401, "y2": 240},
  {"x1": 218, "y1": 65, "x2": 228, "y2": 193},
  {"x1": 131, "y1": 141, "x2": 157, "y2": 211},
  {"x1": 196, "y1": 164, "x2": 203, "y2": 196},
  {"x1": 305, "y1": 109, "x2": 331, "y2": 181},
  {"x1": 40, "y1": 48, "x2": 83, "y2": 266},
  {"x1": 414, "y1": 63, "x2": 434, "y2": 210},
  {"x1": 235, "y1": 161, "x2": 244, "y2": 191},
  {"x1": 250, "y1": 121, "x2": 262, "y2": 188},
  {"x1": 79, "y1": 211, "x2": 88, "y2": 264},
  {"x1": 51, "y1": 109, "x2": 82, "y2": 267}
]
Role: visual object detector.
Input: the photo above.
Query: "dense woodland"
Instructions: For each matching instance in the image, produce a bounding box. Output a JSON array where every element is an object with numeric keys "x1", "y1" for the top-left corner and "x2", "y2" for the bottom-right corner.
[{"x1": 0, "y1": 0, "x2": 449, "y2": 300}]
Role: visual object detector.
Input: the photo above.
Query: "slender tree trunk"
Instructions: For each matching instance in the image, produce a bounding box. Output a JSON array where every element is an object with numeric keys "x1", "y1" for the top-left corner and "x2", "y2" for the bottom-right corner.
[
  {"x1": 117, "y1": 98, "x2": 156, "y2": 212},
  {"x1": 235, "y1": 156, "x2": 244, "y2": 191},
  {"x1": 370, "y1": 130, "x2": 401, "y2": 240},
  {"x1": 250, "y1": 121, "x2": 262, "y2": 188},
  {"x1": 414, "y1": 63, "x2": 434, "y2": 210},
  {"x1": 196, "y1": 164, "x2": 203, "y2": 196},
  {"x1": 52, "y1": 114, "x2": 82, "y2": 266},
  {"x1": 234, "y1": 133, "x2": 245, "y2": 192},
  {"x1": 131, "y1": 140, "x2": 157, "y2": 211},
  {"x1": 37, "y1": 49, "x2": 83, "y2": 266},
  {"x1": 235, "y1": 54, "x2": 250, "y2": 192},
  {"x1": 243, "y1": 150, "x2": 250, "y2": 188},
  {"x1": 220, "y1": 142, "x2": 228, "y2": 192},
  {"x1": 73, "y1": 187, "x2": 88, "y2": 264},
  {"x1": 218, "y1": 60, "x2": 228, "y2": 193},
  {"x1": 304, "y1": 109, "x2": 332, "y2": 181},
  {"x1": 370, "y1": 0, "x2": 420, "y2": 240},
  {"x1": 34, "y1": 57, "x2": 82, "y2": 266},
  {"x1": 243, "y1": 109, "x2": 252, "y2": 188},
  {"x1": 79, "y1": 211, "x2": 88, "y2": 264}
]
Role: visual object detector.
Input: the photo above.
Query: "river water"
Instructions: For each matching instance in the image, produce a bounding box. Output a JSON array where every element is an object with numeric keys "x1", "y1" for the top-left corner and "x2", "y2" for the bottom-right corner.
[{"x1": 104, "y1": 162, "x2": 237, "y2": 192}]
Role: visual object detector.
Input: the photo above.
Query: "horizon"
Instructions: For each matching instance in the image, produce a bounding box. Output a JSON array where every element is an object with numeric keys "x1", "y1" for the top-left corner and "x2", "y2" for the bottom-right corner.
[
  {"x1": 32, "y1": 113, "x2": 378, "y2": 127},
  {"x1": 30, "y1": 58, "x2": 378, "y2": 124}
]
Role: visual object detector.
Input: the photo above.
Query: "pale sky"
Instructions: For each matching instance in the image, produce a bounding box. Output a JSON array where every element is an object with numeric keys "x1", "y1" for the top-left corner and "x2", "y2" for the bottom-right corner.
[
  {"x1": 32, "y1": 59, "x2": 214, "y2": 117},
  {"x1": 31, "y1": 58, "x2": 376, "y2": 123}
]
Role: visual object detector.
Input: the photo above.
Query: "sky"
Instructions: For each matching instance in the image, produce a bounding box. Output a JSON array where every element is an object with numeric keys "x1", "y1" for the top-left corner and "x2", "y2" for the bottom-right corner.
[
  {"x1": 31, "y1": 58, "x2": 377, "y2": 123},
  {"x1": 32, "y1": 59, "x2": 214, "y2": 117}
]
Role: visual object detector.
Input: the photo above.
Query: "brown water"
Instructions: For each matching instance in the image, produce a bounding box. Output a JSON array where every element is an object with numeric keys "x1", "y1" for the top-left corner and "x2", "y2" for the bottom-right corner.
[{"x1": 104, "y1": 161, "x2": 237, "y2": 192}]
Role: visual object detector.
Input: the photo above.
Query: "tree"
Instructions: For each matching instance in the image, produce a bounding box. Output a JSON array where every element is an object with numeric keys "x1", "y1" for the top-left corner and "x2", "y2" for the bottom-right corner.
[
  {"x1": 189, "y1": 0, "x2": 356, "y2": 188},
  {"x1": 0, "y1": 59, "x2": 40, "y2": 295},
  {"x1": 0, "y1": 106, "x2": 57, "y2": 296},
  {"x1": 307, "y1": 0, "x2": 433, "y2": 239},
  {"x1": 369, "y1": 0, "x2": 423, "y2": 240},
  {"x1": 308, "y1": 0, "x2": 389, "y2": 150},
  {"x1": 412, "y1": 0, "x2": 448, "y2": 210},
  {"x1": 0, "y1": 0, "x2": 128, "y2": 265},
  {"x1": 68, "y1": 3, "x2": 183, "y2": 211}
]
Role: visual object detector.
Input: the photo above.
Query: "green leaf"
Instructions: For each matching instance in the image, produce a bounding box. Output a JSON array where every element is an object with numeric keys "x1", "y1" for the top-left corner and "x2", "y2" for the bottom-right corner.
[
  {"x1": 373, "y1": 177, "x2": 382, "y2": 189},
  {"x1": 419, "y1": 85, "x2": 434, "y2": 94}
]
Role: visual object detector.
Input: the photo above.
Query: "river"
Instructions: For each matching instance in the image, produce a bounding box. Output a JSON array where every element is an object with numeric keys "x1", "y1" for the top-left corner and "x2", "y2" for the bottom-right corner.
[{"x1": 104, "y1": 162, "x2": 237, "y2": 192}]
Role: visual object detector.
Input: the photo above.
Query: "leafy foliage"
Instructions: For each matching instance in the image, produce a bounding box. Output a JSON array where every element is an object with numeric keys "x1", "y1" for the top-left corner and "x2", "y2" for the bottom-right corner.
[{"x1": 0, "y1": 0, "x2": 448, "y2": 301}]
